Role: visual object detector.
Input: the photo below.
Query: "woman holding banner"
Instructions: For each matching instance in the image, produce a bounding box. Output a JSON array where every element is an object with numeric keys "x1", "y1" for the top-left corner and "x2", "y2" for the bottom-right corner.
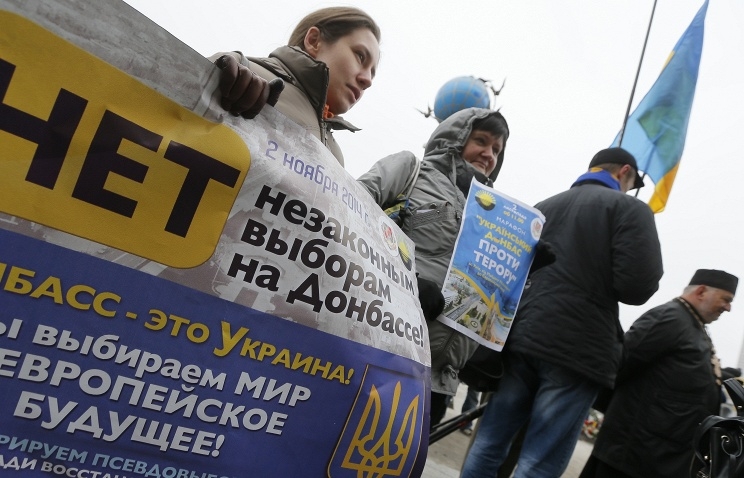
[{"x1": 210, "y1": 6, "x2": 381, "y2": 166}]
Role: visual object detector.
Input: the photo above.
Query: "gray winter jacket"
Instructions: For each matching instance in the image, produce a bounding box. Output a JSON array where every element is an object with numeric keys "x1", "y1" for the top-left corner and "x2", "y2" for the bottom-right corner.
[{"x1": 358, "y1": 108, "x2": 507, "y2": 395}]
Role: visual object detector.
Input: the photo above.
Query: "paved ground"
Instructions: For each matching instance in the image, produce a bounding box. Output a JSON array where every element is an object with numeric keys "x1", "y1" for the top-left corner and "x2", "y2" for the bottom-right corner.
[{"x1": 422, "y1": 384, "x2": 593, "y2": 478}]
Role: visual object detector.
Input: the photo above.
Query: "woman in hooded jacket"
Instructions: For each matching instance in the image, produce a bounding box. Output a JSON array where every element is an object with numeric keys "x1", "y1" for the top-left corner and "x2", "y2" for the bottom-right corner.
[{"x1": 357, "y1": 107, "x2": 509, "y2": 425}]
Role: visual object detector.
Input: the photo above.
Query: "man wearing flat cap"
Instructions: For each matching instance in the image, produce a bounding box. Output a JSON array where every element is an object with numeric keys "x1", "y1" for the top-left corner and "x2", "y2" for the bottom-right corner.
[
  {"x1": 462, "y1": 148, "x2": 664, "y2": 478},
  {"x1": 581, "y1": 269, "x2": 738, "y2": 478}
]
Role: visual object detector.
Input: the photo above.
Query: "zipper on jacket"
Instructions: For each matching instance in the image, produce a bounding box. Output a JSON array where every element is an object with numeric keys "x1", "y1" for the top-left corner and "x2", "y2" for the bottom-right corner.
[{"x1": 321, "y1": 121, "x2": 329, "y2": 146}]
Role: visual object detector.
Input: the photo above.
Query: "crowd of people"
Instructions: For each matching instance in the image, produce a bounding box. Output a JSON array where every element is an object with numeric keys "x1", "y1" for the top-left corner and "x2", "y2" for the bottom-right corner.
[{"x1": 209, "y1": 6, "x2": 738, "y2": 478}]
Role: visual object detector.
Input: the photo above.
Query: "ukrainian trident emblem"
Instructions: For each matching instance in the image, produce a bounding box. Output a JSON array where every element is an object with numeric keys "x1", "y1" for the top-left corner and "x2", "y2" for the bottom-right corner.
[{"x1": 328, "y1": 365, "x2": 425, "y2": 477}]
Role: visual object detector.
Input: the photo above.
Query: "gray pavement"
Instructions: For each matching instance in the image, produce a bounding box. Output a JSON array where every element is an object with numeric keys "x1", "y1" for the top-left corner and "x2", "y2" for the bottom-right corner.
[{"x1": 422, "y1": 384, "x2": 593, "y2": 478}]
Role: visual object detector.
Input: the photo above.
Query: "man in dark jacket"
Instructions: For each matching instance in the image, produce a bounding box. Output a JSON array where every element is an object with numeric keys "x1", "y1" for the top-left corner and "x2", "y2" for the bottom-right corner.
[
  {"x1": 580, "y1": 269, "x2": 738, "y2": 478},
  {"x1": 461, "y1": 148, "x2": 664, "y2": 478}
]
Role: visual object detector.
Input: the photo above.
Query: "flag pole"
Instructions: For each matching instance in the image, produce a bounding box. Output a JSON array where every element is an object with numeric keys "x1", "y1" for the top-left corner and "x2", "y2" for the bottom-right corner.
[
  {"x1": 620, "y1": 0, "x2": 658, "y2": 147},
  {"x1": 620, "y1": 0, "x2": 658, "y2": 197}
]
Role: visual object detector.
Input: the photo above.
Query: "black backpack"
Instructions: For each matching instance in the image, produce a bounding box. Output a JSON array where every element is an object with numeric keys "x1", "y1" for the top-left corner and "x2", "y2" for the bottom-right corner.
[{"x1": 690, "y1": 378, "x2": 744, "y2": 478}]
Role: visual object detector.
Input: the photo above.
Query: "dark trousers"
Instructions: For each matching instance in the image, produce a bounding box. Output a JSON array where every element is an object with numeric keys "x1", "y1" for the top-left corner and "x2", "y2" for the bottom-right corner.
[
  {"x1": 430, "y1": 391, "x2": 449, "y2": 428},
  {"x1": 579, "y1": 455, "x2": 633, "y2": 478}
]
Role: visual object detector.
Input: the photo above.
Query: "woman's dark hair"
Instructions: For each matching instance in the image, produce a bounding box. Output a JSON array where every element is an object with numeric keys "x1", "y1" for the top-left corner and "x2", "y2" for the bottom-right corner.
[
  {"x1": 471, "y1": 113, "x2": 509, "y2": 141},
  {"x1": 471, "y1": 111, "x2": 509, "y2": 181},
  {"x1": 288, "y1": 7, "x2": 381, "y2": 49}
]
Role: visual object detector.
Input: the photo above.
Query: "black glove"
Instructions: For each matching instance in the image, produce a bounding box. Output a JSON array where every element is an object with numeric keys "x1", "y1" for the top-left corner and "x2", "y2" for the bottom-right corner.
[
  {"x1": 529, "y1": 240, "x2": 556, "y2": 275},
  {"x1": 417, "y1": 276, "x2": 444, "y2": 322},
  {"x1": 215, "y1": 55, "x2": 284, "y2": 119},
  {"x1": 264, "y1": 79, "x2": 285, "y2": 107}
]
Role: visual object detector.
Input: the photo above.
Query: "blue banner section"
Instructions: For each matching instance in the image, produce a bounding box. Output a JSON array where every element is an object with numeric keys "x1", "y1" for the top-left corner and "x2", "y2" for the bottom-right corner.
[
  {"x1": 441, "y1": 181, "x2": 544, "y2": 350},
  {"x1": 0, "y1": 229, "x2": 428, "y2": 477}
]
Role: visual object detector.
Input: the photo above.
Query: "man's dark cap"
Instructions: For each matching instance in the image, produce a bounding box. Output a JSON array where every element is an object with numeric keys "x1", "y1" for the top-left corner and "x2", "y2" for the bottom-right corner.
[
  {"x1": 689, "y1": 269, "x2": 739, "y2": 295},
  {"x1": 588, "y1": 147, "x2": 644, "y2": 190}
]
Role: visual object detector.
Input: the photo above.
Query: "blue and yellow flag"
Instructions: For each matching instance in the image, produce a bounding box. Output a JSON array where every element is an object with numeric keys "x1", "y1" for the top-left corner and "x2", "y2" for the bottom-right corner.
[{"x1": 612, "y1": 0, "x2": 707, "y2": 213}]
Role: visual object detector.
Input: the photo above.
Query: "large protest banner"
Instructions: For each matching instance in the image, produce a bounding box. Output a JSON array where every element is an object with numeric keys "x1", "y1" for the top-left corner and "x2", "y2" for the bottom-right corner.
[
  {"x1": 0, "y1": 1, "x2": 430, "y2": 477},
  {"x1": 439, "y1": 180, "x2": 544, "y2": 351}
]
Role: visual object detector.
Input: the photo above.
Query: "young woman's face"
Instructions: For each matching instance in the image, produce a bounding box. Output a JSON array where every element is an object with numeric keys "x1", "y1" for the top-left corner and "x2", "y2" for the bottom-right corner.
[
  {"x1": 462, "y1": 130, "x2": 504, "y2": 176},
  {"x1": 308, "y1": 27, "x2": 380, "y2": 115}
]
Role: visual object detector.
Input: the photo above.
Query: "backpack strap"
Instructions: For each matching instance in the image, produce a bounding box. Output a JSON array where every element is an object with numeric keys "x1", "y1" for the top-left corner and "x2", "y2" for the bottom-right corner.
[
  {"x1": 724, "y1": 378, "x2": 744, "y2": 416},
  {"x1": 402, "y1": 159, "x2": 422, "y2": 199},
  {"x1": 384, "y1": 159, "x2": 421, "y2": 224}
]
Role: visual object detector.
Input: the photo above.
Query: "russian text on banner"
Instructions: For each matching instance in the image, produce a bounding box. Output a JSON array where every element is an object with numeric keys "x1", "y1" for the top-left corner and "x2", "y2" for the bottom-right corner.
[{"x1": 0, "y1": 1, "x2": 430, "y2": 476}]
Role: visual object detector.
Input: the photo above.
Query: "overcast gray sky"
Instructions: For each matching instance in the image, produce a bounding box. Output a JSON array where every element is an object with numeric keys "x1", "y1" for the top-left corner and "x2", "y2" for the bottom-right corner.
[{"x1": 123, "y1": 0, "x2": 744, "y2": 367}]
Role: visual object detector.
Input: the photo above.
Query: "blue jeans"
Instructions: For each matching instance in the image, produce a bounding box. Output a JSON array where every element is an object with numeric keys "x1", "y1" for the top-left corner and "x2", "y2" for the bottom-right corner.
[
  {"x1": 461, "y1": 387, "x2": 480, "y2": 429},
  {"x1": 461, "y1": 352, "x2": 599, "y2": 478},
  {"x1": 462, "y1": 387, "x2": 480, "y2": 414}
]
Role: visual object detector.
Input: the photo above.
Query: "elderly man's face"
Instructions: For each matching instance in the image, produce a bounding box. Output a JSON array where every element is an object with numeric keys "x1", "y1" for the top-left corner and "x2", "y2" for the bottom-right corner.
[{"x1": 698, "y1": 286, "x2": 734, "y2": 324}]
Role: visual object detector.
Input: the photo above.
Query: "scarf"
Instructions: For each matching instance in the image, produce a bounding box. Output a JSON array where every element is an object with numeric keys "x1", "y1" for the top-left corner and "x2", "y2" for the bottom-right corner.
[{"x1": 571, "y1": 168, "x2": 621, "y2": 190}]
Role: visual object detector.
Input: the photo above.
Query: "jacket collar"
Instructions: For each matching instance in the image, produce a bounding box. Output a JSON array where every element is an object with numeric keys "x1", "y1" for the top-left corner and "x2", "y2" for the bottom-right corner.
[
  {"x1": 571, "y1": 169, "x2": 621, "y2": 190},
  {"x1": 267, "y1": 46, "x2": 360, "y2": 132}
]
